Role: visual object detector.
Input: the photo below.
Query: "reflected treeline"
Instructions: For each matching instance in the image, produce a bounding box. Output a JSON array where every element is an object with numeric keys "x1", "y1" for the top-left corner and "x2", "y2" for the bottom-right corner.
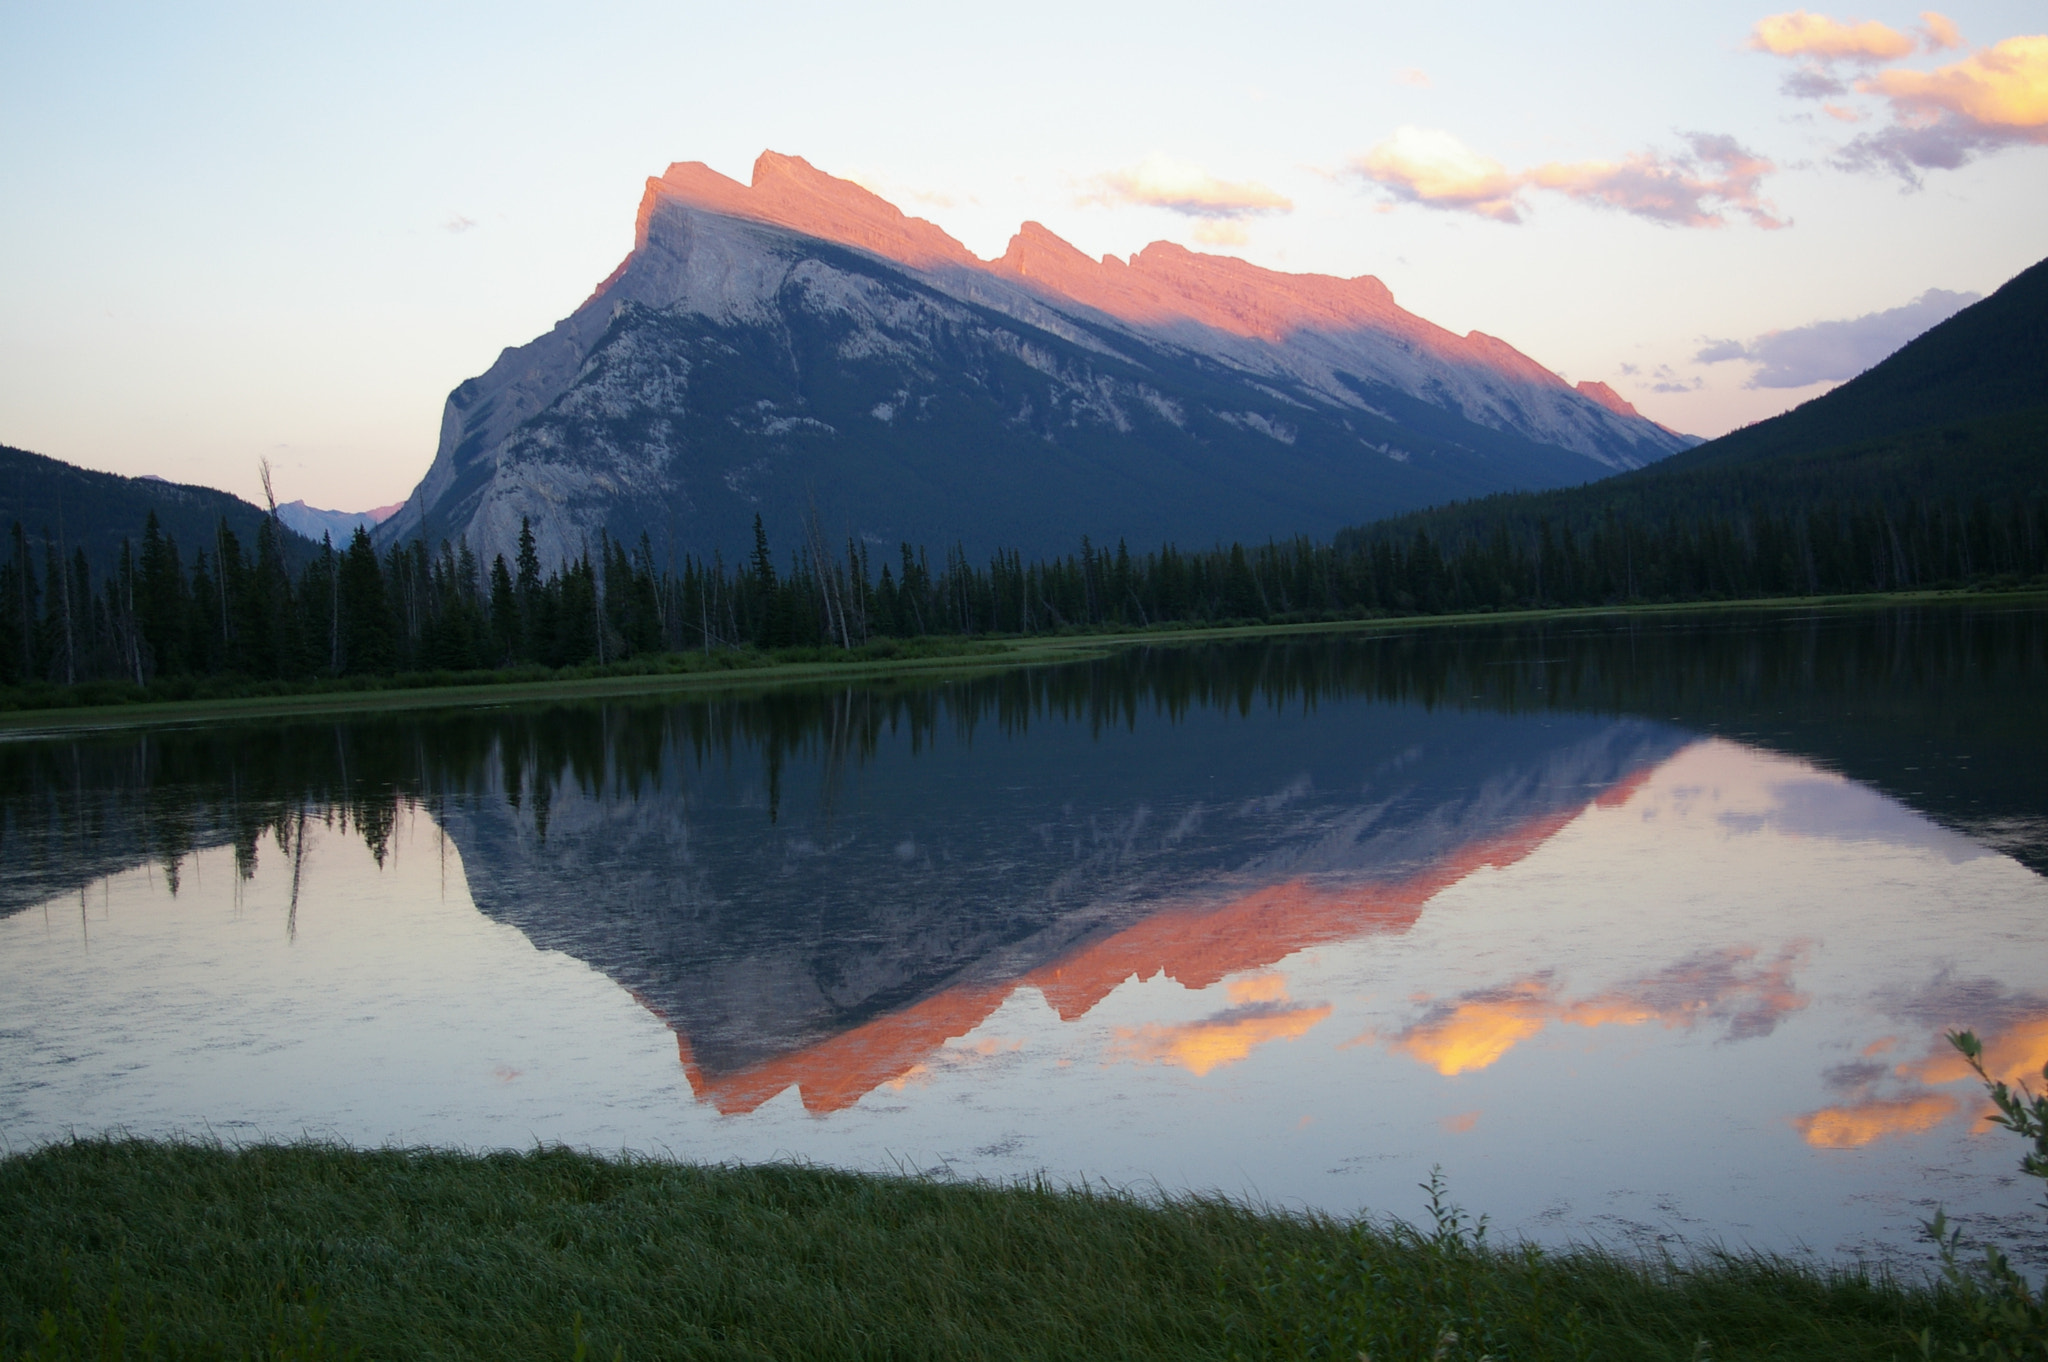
[{"x1": 2, "y1": 601, "x2": 2043, "y2": 920}]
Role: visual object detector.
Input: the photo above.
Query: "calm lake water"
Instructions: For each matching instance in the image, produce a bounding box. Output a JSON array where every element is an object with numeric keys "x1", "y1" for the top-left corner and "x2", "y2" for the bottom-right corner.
[{"x1": 4, "y1": 605, "x2": 2045, "y2": 1269}]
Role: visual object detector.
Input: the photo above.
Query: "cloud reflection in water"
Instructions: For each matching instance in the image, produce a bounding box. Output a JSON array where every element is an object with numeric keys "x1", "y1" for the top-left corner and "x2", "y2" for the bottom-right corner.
[{"x1": 1374, "y1": 945, "x2": 1811, "y2": 1077}]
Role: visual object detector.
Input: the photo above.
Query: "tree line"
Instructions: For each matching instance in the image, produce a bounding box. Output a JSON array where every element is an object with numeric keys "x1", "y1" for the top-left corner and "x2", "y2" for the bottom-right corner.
[{"x1": 2, "y1": 489, "x2": 2044, "y2": 690}]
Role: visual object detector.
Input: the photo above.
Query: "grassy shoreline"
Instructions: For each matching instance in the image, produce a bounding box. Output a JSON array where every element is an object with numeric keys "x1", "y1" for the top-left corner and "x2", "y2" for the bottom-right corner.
[
  {"x1": 0, "y1": 1139, "x2": 1966, "y2": 1361},
  {"x1": 3, "y1": 586, "x2": 2043, "y2": 737}
]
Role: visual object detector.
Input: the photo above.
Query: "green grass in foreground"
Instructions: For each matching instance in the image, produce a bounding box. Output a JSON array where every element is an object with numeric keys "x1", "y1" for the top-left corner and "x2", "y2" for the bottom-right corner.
[{"x1": 0, "y1": 1139, "x2": 1996, "y2": 1361}]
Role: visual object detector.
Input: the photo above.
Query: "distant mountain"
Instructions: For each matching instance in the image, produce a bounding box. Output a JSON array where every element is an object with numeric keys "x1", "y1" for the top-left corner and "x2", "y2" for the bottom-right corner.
[
  {"x1": 1341, "y1": 252, "x2": 2048, "y2": 546},
  {"x1": 274, "y1": 499, "x2": 403, "y2": 547},
  {"x1": 382, "y1": 151, "x2": 1694, "y2": 569},
  {"x1": 0, "y1": 444, "x2": 317, "y2": 576}
]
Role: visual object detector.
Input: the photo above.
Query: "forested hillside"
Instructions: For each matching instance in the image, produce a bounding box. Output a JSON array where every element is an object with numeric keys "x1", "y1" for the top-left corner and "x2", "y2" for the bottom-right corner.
[
  {"x1": 0, "y1": 444, "x2": 314, "y2": 579},
  {"x1": 1329, "y1": 254, "x2": 2048, "y2": 600}
]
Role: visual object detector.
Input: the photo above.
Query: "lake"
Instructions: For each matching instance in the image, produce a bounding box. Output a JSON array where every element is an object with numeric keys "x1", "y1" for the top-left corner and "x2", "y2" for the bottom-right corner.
[{"x1": 4, "y1": 604, "x2": 2045, "y2": 1271}]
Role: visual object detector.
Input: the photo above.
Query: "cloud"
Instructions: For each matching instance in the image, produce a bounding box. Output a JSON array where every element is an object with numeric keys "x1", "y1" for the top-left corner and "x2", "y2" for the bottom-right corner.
[
  {"x1": 1395, "y1": 67, "x2": 1432, "y2": 88},
  {"x1": 1781, "y1": 64, "x2": 1850, "y2": 97},
  {"x1": 1841, "y1": 34, "x2": 2048, "y2": 177},
  {"x1": 1354, "y1": 127, "x2": 1524, "y2": 221},
  {"x1": 1649, "y1": 361, "x2": 1704, "y2": 393},
  {"x1": 1561, "y1": 946, "x2": 1808, "y2": 1041},
  {"x1": 1793, "y1": 984, "x2": 2048, "y2": 1149},
  {"x1": 1749, "y1": 11, "x2": 1916, "y2": 61},
  {"x1": 1794, "y1": 1091, "x2": 1960, "y2": 1147},
  {"x1": 1529, "y1": 132, "x2": 1786, "y2": 229},
  {"x1": 1755, "y1": 15, "x2": 2047, "y2": 181},
  {"x1": 1375, "y1": 946, "x2": 1809, "y2": 1076},
  {"x1": 1699, "y1": 287, "x2": 1979, "y2": 387},
  {"x1": 1352, "y1": 128, "x2": 1783, "y2": 228},
  {"x1": 1114, "y1": 1001, "x2": 1330, "y2": 1076},
  {"x1": 1918, "y1": 11, "x2": 1965, "y2": 51},
  {"x1": 443, "y1": 214, "x2": 477, "y2": 233},
  {"x1": 1089, "y1": 154, "x2": 1293, "y2": 219},
  {"x1": 1387, "y1": 979, "x2": 1554, "y2": 1075}
]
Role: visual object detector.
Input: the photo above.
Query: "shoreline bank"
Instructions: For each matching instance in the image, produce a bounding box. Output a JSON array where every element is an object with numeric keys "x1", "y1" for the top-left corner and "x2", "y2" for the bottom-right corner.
[
  {"x1": 0, "y1": 1138, "x2": 1964, "y2": 1360},
  {"x1": 4, "y1": 586, "x2": 2042, "y2": 737}
]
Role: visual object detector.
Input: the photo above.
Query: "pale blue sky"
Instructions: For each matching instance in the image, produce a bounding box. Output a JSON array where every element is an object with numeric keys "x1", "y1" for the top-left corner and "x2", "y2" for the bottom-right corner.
[{"x1": 2, "y1": 1, "x2": 2042, "y2": 511}]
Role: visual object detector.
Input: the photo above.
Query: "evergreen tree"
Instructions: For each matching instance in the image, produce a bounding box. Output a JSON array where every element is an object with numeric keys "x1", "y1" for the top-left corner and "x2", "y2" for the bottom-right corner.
[
  {"x1": 488, "y1": 555, "x2": 518, "y2": 665},
  {"x1": 338, "y1": 528, "x2": 394, "y2": 675},
  {"x1": 514, "y1": 517, "x2": 542, "y2": 662},
  {"x1": 136, "y1": 512, "x2": 187, "y2": 678}
]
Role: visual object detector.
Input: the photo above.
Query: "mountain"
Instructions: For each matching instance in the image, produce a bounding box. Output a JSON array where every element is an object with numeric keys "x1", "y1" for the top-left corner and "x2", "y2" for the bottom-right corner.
[
  {"x1": 1342, "y1": 253, "x2": 2048, "y2": 547},
  {"x1": 274, "y1": 498, "x2": 403, "y2": 547},
  {"x1": 381, "y1": 152, "x2": 1694, "y2": 569},
  {"x1": 0, "y1": 443, "x2": 316, "y2": 577}
]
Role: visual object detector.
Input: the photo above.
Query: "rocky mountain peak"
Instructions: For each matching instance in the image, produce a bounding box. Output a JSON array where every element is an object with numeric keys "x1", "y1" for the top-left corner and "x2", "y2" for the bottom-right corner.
[
  {"x1": 641, "y1": 151, "x2": 979, "y2": 273},
  {"x1": 384, "y1": 149, "x2": 1697, "y2": 572},
  {"x1": 1575, "y1": 380, "x2": 1643, "y2": 419}
]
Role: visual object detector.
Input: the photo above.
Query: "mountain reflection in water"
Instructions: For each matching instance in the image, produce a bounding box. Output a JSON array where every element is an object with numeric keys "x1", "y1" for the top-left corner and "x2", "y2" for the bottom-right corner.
[
  {"x1": 5, "y1": 605, "x2": 2048, "y2": 1263},
  {"x1": 442, "y1": 696, "x2": 1676, "y2": 1111},
  {"x1": 0, "y1": 606, "x2": 2041, "y2": 1114}
]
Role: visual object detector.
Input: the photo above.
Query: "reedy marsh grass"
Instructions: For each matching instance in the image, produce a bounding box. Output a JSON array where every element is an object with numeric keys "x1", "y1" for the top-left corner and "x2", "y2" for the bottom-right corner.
[{"x1": 0, "y1": 1138, "x2": 1999, "y2": 1361}]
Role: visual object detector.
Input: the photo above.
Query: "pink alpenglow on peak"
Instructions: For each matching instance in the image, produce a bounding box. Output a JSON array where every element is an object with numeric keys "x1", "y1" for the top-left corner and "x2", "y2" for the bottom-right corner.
[
  {"x1": 622, "y1": 151, "x2": 1591, "y2": 400},
  {"x1": 640, "y1": 152, "x2": 981, "y2": 274},
  {"x1": 992, "y1": 225, "x2": 1416, "y2": 345},
  {"x1": 1575, "y1": 381, "x2": 1643, "y2": 420}
]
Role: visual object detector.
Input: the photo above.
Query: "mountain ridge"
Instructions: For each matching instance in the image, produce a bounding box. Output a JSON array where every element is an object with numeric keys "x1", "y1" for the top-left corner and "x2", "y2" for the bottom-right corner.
[{"x1": 382, "y1": 151, "x2": 1695, "y2": 569}]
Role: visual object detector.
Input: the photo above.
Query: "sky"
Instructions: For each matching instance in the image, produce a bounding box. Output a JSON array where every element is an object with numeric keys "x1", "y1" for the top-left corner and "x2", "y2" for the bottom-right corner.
[{"x1": 0, "y1": 1, "x2": 2043, "y2": 513}]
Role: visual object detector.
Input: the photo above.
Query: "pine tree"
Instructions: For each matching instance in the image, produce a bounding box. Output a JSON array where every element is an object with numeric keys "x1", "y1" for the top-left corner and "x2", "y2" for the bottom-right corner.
[
  {"x1": 489, "y1": 555, "x2": 518, "y2": 665},
  {"x1": 338, "y1": 527, "x2": 394, "y2": 675}
]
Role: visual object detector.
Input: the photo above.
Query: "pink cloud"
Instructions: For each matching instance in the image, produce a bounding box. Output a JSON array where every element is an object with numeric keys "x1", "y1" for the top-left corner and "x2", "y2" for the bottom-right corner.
[
  {"x1": 1754, "y1": 12, "x2": 2046, "y2": 180},
  {"x1": 1839, "y1": 35, "x2": 2048, "y2": 177},
  {"x1": 1352, "y1": 127, "x2": 1524, "y2": 222},
  {"x1": 1353, "y1": 128, "x2": 1784, "y2": 229},
  {"x1": 1862, "y1": 33, "x2": 2048, "y2": 129},
  {"x1": 1917, "y1": 11, "x2": 1964, "y2": 52},
  {"x1": 1749, "y1": 11, "x2": 1916, "y2": 61},
  {"x1": 1529, "y1": 133, "x2": 1787, "y2": 229},
  {"x1": 1089, "y1": 154, "x2": 1292, "y2": 219}
]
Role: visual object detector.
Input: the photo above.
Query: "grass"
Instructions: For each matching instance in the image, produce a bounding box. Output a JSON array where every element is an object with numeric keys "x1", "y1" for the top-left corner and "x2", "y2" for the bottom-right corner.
[
  {"x1": 0, "y1": 1139, "x2": 1991, "y2": 1361},
  {"x1": 4, "y1": 585, "x2": 2045, "y2": 736}
]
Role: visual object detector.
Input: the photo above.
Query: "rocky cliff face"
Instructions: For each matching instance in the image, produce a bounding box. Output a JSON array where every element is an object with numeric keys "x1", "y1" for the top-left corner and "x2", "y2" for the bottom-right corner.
[{"x1": 381, "y1": 152, "x2": 1694, "y2": 569}]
